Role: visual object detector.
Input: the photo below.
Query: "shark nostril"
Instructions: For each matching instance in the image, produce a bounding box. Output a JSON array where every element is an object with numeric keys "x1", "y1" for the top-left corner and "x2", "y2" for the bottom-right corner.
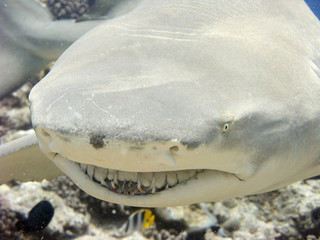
[
  {"x1": 36, "y1": 128, "x2": 57, "y2": 159},
  {"x1": 38, "y1": 128, "x2": 51, "y2": 140},
  {"x1": 169, "y1": 146, "x2": 179, "y2": 155}
]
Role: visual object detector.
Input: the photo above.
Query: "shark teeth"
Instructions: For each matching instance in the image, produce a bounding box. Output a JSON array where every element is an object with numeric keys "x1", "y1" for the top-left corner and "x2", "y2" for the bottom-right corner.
[{"x1": 78, "y1": 163, "x2": 202, "y2": 196}]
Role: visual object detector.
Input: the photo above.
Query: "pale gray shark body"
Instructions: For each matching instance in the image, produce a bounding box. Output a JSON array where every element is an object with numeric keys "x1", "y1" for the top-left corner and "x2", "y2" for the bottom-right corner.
[{"x1": 1, "y1": 0, "x2": 320, "y2": 207}]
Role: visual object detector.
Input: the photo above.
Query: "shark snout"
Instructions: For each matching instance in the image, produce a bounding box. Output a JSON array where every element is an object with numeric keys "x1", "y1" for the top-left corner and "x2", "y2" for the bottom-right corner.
[{"x1": 34, "y1": 124, "x2": 255, "y2": 181}]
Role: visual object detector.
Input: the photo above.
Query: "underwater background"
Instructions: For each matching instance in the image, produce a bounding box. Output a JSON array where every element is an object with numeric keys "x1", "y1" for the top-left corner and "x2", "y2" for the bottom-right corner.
[
  {"x1": 305, "y1": 0, "x2": 320, "y2": 19},
  {"x1": 0, "y1": 0, "x2": 320, "y2": 239}
]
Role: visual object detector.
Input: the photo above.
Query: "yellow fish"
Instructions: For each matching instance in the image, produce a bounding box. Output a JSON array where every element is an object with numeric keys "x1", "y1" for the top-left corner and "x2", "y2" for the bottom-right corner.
[{"x1": 115, "y1": 209, "x2": 155, "y2": 237}]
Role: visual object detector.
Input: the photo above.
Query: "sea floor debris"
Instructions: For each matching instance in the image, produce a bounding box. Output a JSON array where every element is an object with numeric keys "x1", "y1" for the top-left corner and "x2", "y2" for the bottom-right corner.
[{"x1": 0, "y1": 176, "x2": 320, "y2": 239}]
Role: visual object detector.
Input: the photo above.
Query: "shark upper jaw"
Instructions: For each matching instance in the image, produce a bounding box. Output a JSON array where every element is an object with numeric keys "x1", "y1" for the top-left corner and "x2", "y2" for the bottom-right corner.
[
  {"x1": 34, "y1": 124, "x2": 320, "y2": 207},
  {"x1": 35, "y1": 127, "x2": 254, "y2": 207}
]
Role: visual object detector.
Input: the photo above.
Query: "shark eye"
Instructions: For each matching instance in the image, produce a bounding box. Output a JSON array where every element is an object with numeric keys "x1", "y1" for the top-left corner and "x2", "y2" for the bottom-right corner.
[{"x1": 222, "y1": 123, "x2": 230, "y2": 133}]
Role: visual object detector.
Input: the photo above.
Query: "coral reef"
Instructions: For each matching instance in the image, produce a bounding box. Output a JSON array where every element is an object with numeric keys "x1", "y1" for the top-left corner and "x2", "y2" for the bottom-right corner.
[{"x1": 45, "y1": 0, "x2": 93, "y2": 20}]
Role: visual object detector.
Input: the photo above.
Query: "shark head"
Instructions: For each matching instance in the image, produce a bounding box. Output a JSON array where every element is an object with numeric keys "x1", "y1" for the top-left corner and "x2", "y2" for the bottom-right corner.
[{"x1": 29, "y1": 0, "x2": 320, "y2": 207}]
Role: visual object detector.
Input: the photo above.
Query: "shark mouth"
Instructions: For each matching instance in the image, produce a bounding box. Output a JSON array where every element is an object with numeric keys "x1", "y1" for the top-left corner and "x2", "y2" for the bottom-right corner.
[
  {"x1": 51, "y1": 153, "x2": 245, "y2": 206},
  {"x1": 78, "y1": 162, "x2": 203, "y2": 196}
]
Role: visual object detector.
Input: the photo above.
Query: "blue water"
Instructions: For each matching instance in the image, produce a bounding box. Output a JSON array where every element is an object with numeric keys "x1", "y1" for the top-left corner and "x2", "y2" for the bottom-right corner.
[{"x1": 305, "y1": 0, "x2": 320, "y2": 20}]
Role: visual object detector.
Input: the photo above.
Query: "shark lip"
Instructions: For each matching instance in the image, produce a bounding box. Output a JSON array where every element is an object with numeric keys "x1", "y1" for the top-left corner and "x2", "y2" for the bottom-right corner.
[
  {"x1": 52, "y1": 152, "x2": 243, "y2": 198},
  {"x1": 78, "y1": 162, "x2": 204, "y2": 196},
  {"x1": 51, "y1": 153, "x2": 247, "y2": 206}
]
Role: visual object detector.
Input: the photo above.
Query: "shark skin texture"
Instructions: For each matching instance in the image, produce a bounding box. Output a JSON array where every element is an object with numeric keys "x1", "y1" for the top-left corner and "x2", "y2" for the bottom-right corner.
[{"x1": 1, "y1": 0, "x2": 320, "y2": 207}]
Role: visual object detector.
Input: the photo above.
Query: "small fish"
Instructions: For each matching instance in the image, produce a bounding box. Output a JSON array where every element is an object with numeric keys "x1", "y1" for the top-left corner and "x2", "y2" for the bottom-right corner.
[
  {"x1": 16, "y1": 200, "x2": 54, "y2": 232},
  {"x1": 115, "y1": 209, "x2": 155, "y2": 237}
]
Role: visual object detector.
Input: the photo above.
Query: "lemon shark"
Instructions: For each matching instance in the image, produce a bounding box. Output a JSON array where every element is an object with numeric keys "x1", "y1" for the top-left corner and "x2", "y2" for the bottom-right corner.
[{"x1": 1, "y1": 0, "x2": 320, "y2": 207}]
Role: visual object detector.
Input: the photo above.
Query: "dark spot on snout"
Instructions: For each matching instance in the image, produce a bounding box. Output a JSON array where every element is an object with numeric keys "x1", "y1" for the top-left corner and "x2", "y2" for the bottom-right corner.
[
  {"x1": 130, "y1": 145, "x2": 144, "y2": 151},
  {"x1": 181, "y1": 140, "x2": 201, "y2": 150},
  {"x1": 60, "y1": 136, "x2": 71, "y2": 142},
  {"x1": 181, "y1": 128, "x2": 217, "y2": 149},
  {"x1": 90, "y1": 134, "x2": 105, "y2": 149}
]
